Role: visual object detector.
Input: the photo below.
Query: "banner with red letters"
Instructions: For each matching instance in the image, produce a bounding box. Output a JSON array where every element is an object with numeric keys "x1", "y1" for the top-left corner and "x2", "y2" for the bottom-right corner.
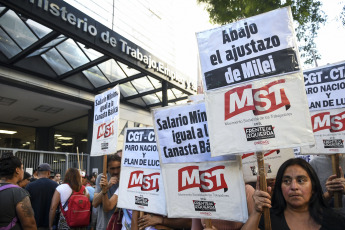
[
  {"x1": 117, "y1": 128, "x2": 167, "y2": 215},
  {"x1": 301, "y1": 108, "x2": 345, "y2": 154},
  {"x1": 162, "y1": 160, "x2": 247, "y2": 221},
  {"x1": 153, "y1": 102, "x2": 248, "y2": 221},
  {"x1": 91, "y1": 85, "x2": 120, "y2": 156},
  {"x1": 241, "y1": 148, "x2": 295, "y2": 182},
  {"x1": 196, "y1": 7, "x2": 314, "y2": 156},
  {"x1": 304, "y1": 61, "x2": 345, "y2": 111}
]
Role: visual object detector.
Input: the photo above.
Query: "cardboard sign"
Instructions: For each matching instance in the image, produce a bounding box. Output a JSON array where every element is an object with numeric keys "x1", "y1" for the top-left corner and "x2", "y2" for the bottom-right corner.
[
  {"x1": 196, "y1": 7, "x2": 299, "y2": 91},
  {"x1": 117, "y1": 128, "x2": 167, "y2": 215},
  {"x1": 301, "y1": 108, "x2": 345, "y2": 154},
  {"x1": 304, "y1": 61, "x2": 345, "y2": 111},
  {"x1": 205, "y1": 74, "x2": 314, "y2": 155},
  {"x1": 162, "y1": 159, "x2": 247, "y2": 222},
  {"x1": 123, "y1": 128, "x2": 160, "y2": 169},
  {"x1": 241, "y1": 148, "x2": 295, "y2": 182},
  {"x1": 153, "y1": 102, "x2": 235, "y2": 164},
  {"x1": 91, "y1": 86, "x2": 120, "y2": 156},
  {"x1": 196, "y1": 7, "x2": 314, "y2": 156}
]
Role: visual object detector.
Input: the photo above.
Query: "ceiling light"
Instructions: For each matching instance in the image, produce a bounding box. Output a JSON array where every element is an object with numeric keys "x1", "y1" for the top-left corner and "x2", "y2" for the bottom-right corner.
[
  {"x1": 53, "y1": 160, "x2": 58, "y2": 163},
  {"x1": 0, "y1": 130, "x2": 17, "y2": 134},
  {"x1": 81, "y1": 139, "x2": 88, "y2": 142},
  {"x1": 58, "y1": 137, "x2": 73, "y2": 140},
  {"x1": 0, "y1": 96, "x2": 17, "y2": 106},
  {"x1": 60, "y1": 159, "x2": 66, "y2": 161},
  {"x1": 26, "y1": 142, "x2": 30, "y2": 144},
  {"x1": 54, "y1": 134, "x2": 62, "y2": 137},
  {"x1": 61, "y1": 143, "x2": 73, "y2": 146}
]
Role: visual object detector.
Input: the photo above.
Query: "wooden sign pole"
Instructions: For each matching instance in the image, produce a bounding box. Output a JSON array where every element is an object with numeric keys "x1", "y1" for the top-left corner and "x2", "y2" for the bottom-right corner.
[
  {"x1": 76, "y1": 147, "x2": 81, "y2": 170},
  {"x1": 256, "y1": 151, "x2": 271, "y2": 230},
  {"x1": 331, "y1": 154, "x2": 343, "y2": 208},
  {"x1": 103, "y1": 155, "x2": 107, "y2": 178}
]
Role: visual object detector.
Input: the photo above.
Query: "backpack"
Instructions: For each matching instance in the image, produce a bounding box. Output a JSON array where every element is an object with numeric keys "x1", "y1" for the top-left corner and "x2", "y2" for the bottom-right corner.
[
  {"x1": 60, "y1": 185, "x2": 91, "y2": 227},
  {"x1": 0, "y1": 184, "x2": 20, "y2": 230}
]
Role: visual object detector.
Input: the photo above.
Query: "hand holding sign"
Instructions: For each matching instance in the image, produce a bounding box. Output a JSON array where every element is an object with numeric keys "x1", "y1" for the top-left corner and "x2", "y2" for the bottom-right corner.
[
  {"x1": 325, "y1": 167, "x2": 345, "y2": 198},
  {"x1": 253, "y1": 176, "x2": 272, "y2": 213}
]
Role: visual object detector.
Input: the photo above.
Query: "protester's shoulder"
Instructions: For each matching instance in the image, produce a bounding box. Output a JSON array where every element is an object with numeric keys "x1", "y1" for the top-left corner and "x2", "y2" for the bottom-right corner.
[
  {"x1": 322, "y1": 208, "x2": 345, "y2": 229},
  {"x1": 56, "y1": 183, "x2": 71, "y2": 193},
  {"x1": 1, "y1": 185, "x2": 30, "y2": 202}
]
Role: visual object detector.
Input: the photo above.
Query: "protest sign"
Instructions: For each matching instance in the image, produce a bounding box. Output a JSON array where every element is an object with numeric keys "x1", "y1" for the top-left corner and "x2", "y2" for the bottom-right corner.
[
  {"x1": 117, "y1": 128, "x2": 167, "y2": 215},
  {"x1": 196, "y1": 7, "x2": 314, "y2": 156},
  {"x1": 153, "y1": 102, "x2": 247, "y2": 222},
  {"x1": 162, "y1": 159, "x2": 247, "y2": 222},
  {"x1": 304, "y1": 61, "x2": 345, "y2": 111},
  {"x1": 241, "y1": 148, "x2": 295, "y2": 182},
  {"x1": 91, "y1": 85, "x2": 120, "y2": 156},
  {"x1": 301, "y1": 108, "x2": 345, "y2": 154},
  {"x1": 152, "y1": 102, "x2": 235, "y2": 164}
]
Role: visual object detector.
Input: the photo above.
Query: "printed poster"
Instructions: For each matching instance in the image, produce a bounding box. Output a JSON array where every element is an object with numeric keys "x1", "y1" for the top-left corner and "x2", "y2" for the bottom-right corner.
[
  {"x1": 117, "y1": 128, "x2": 167, "y2": 215},
  {"x1": 196, "y1": 7, "x2": 314, "y2": 156},
  {"x1": 162, "y1": 160, "x2": 247, "y2": 222},
  {"x1": 304, "y1": 61, "x2": 345, "y2": 111},
  {"x1": 153, "y1": 102, "x2": 247, "y2": 222},
  {"x1": 241, "y1": 148, "x2": 295, "y2": 182},
  {"x1": 301, "y1": 108, "x2": 345, "y2": 154},
  {"x1": 91, "y1": 86, "x2": 120, "y2": 156}
]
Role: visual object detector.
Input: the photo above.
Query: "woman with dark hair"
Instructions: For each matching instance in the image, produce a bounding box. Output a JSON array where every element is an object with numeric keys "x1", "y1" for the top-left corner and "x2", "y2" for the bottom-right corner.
[
  {"x1": 49, "y1": 168, "x2": 90, "y2": 230},
  {"x1": 0, "y1": 152, "x2": 37, "y2": 230},
  {"x1": 241, "y1": 158, "x2": 345, "y2": 230}
]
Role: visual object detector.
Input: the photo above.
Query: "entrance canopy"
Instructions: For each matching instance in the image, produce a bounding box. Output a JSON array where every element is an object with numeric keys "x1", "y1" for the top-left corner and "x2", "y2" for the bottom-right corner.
[{"x1": 0, "y1": 0, "x2": 196, "y2": 109}]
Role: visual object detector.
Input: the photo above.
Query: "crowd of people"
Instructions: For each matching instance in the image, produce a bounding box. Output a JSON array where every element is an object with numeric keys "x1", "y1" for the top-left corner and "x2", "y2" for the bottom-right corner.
[{"x1": 1, "y1": 151, "x2": 345, "y2": 230}]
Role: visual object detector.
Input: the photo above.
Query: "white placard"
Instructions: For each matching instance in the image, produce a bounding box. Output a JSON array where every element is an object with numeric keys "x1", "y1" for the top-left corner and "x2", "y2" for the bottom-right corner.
[
  {"x1": 153, "y1": 102, "x2": 235, "y2": 164},
  {"x1": 301, "y1": 108, "x2": 345, "y2": 154},
  {"x1": 26, "y1": 168, "x2": 33, "y2": 176},
  {"x1": 196, "y1": 7, "x2": 298, "y2": 91},
  {"x1": 304, "y1": 61, "x2": 345, "y2": 111},
  {"x1": 205, "y1": 74, "x2": 315, "y2": 156},
  {"x1": 117, "y1": 128, "x2": 167, "y2": 215},
  {"x1": 123, "y1": 128, "x2": 160, "y2": 169},
  {"x1": 91, "y1": 85, "x2": 120, "y2": 156},
  {"x1": 117, "y1": 167, "x2": 167, "y2": 215},
  {"x1": 241, "y1": 148, "x2": 295, "y2": 182},
  {"x1": 162, "y1": 159, "x2": 247, "y2": 222}
]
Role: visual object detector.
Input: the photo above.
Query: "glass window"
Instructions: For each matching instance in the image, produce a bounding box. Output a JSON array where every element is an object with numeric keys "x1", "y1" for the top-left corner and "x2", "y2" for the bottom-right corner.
[
  {"x1": 56, "y1": 39, "x2": 89, "y2": 68},
  {"x1": 98, "y1": 59, "x2": 127, "y2": 82},
  {"x1": 0, "y1": 123, "x2": 35, "y2": 149},
  {"x1": 0, "y1": 27, "x2": 22, "y2": 58},
  {"x1": 78, "y1": 42, "x2": 103, "y2": 61},
  {"x1": 41, "y1": 48, "x2": 72, "y2": 75},
  {"x1": 147, "y1": 76, "x2": 161, "y2": 89},
  {"x1": 0, "y1": 10, "x2": 38, "y2": 49},
  {"x1": 117, "y1": 61, "x2": 140, "y2": 76},
  {"x1": 26, "y1": 19, "x2": 52, "y2": 38},
  {"x1": 167, "y1": 89, "x2": 176, "y2": 100},
  {"x1": 142, "y1": 94, "x2": 160, "y2": 105},
  {"x1": 28, "y1": 35, "x2": 66, "y2": 57},
  {"x1": 127, "y1": 98, "x2": 146, "y2": 107},
  {"x1": 83, "y1": 66, "x2": 109, "y2": 88},
  {"x1": 131, "y1": 77, "x2": 154, "y2": 93},
  {"x1": 119, "y1": 82, "x2": 138, "y2": 97}
]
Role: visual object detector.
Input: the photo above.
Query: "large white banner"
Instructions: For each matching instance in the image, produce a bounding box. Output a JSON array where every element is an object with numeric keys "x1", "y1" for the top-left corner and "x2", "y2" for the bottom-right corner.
[
  {"x1": 91, "y1": 86, "x2": 120, "y2": 156},
  {"x1": 241, "y1": 148, "x2": 295, "y2": 182},
  {"x1": 197, "y1": 7, "x2": 299, "y2": 91},
  {"x1": 197, "y1": 7, "x2": 314, "y2": 156},
  {"x1": 205, "y1": 74, "x2": 314, "y2": 155},
  {"x1": 162, "y1": 160, "x2": 247, "y2": 222},
  {"x1": 301, "y1": 108, "x2": 345, "y2": 154},
  {"x1": 153, "y1": 103, "x2": 247, "y2": 222},
  {"x1": 304, "y1": 61, "x2": 345, "y2": 111},
  {"x1": 117, "y1": 128, "x2": 167, "y2": 215}
]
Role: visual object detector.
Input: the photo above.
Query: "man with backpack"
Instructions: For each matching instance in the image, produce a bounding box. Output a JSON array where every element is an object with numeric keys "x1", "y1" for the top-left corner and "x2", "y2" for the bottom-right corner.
[{"x1": 26, "y1": 163, "x2": 58, "y2": 230}]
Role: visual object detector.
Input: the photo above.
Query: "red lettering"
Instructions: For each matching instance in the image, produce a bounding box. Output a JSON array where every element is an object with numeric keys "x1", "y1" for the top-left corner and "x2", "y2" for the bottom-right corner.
[
  {"x1": 178, "y1": 165, "x2": 228, "y2": 192},
  {"x1": 128, "y1": 170, "x2": 143, "y2": 189},
  {"x1": 330, "y1": 111, "x2": 345, "y2": 133},
  {"x1": 97, "y1": 121, "x2": 115, "y2": 139},
  {"x1": 224, "y1": 79, "x2": 290, "y2": 120},
  {"x1": 141, "y1": 173, "x2": 160, "y2": 191},
  {"x1": 311, "y1": 112, "x2": 330, "y2": 132}
]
